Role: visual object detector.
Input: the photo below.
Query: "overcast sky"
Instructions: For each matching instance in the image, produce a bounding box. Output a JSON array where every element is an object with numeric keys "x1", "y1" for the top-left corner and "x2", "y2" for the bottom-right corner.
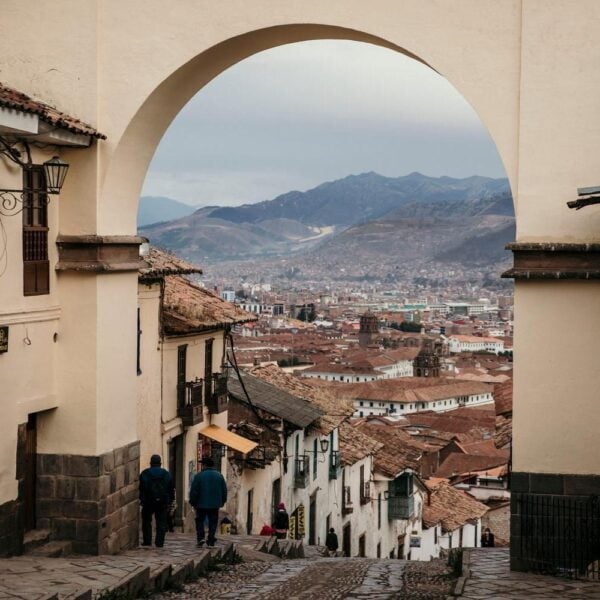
[{"x1": 142, "y1": 40, "x2": 506, "y2": 207}]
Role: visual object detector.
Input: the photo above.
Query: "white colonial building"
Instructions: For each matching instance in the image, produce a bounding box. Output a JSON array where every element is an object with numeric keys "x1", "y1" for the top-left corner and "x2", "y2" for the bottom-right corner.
[{"x1": 448, "y1": 335, "x2": 505, "y2": 354}]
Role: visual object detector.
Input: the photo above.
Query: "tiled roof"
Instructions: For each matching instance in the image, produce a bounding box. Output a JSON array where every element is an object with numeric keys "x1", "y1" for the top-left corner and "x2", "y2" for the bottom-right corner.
[
  {"x1": 423, "y1": 481, "x2": 487, "y2": 531},
  {"x1": 493, "y1": 381, "x2": 513, "y2": 416},
  {"x1": 0, "y1": 82, "x2": 106, "y2": 139},
  {"x1": 248, "y1": 364, "x2": 354, "y2": 434},
  {"x1": 139, "y1": 247, "x2": 203, "y2": 280},
  {"x1": 354, "y1": 422, "x2": 425, "y2": 478},
  {"x1": 163, "y1": 276, "x2": 257, "y2": 335},
  {"x1": 228, "y1": 370, "x2": 324, "y2": 429},
  {"x1": 495, "y1": 415, "x2": 512, "y2": 449},
  {"x1": 433, "y1": 453, "x2": 508, "y2": 479},
  {"x1": 338, "y1": 422, "x2": 383, "y2": 467},
  {"x1": 335, "y1": 378, "x2": 492, "y2": 404}
]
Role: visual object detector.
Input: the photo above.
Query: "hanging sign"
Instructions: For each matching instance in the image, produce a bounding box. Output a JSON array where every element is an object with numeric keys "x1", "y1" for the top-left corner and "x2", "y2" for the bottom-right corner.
[
  {"x1": 288, "y1": 516, "x2": 296, "y2": 539},
  {"x1": 297, "y1": 504, "x2": 305, "y2": 536},
  {"x1": 0, "y1": 326, "x2": 8, "y2": 353}
]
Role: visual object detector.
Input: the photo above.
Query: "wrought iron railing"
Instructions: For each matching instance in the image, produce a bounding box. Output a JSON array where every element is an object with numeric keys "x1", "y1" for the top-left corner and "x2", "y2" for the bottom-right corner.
[{"x1": 514, "y1": 493, "x2": 600, "y2": 579}]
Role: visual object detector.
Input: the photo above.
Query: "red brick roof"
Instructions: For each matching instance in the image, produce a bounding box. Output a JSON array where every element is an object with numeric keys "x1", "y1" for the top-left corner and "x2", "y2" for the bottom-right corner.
[
  {"x1": 0, "y1": 82, "x2": 106, "y2": 139},
  {"x1": 433, "y1": 453, "x2": 508, "y2": 479}
]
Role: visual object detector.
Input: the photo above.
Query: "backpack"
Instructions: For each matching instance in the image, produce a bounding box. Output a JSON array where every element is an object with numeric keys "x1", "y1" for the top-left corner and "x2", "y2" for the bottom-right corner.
[{"x1": 148, "y1": 472, "x2": 168, "y2": 507}]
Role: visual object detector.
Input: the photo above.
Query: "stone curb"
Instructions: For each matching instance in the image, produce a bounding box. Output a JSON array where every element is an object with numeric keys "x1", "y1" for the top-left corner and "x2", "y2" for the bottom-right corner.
[{"x1": 450, "y1": 549, "x2": 472, "y2": 597}]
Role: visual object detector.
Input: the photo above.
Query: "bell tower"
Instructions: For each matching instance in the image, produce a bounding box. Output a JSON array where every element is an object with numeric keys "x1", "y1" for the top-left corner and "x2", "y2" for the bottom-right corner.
[{"x1": 358, "y1": 311, "x2": 379, "y2": 347}]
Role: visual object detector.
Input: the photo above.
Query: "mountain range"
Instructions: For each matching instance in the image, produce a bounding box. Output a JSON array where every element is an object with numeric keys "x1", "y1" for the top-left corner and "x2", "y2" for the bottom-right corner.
[{"x1": 138, "y1": 172, "x2": 514, "y2": 273}]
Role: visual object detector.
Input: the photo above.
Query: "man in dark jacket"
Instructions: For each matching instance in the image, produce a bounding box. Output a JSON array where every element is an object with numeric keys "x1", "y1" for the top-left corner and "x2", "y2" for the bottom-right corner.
[
  {"x1": 189, "y1": 457, "x2": 228, "y2": 547},
  {"x1": 326, "y1": 528, "x2": 339, "y2": 556},
  {"x1": 139, "y1": 455, "x2": 175, "y2": 548}
]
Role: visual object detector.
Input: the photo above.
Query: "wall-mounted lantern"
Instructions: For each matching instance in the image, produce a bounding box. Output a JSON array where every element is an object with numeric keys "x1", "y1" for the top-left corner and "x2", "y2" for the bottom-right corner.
[{"x1": 0, "y1": 137, "x2": 69, "y2": 216}]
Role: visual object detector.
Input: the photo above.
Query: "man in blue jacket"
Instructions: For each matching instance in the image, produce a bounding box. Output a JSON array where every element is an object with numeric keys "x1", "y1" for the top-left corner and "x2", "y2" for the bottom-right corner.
[
  {"x1": 189, "y1": 457, "x2": 228, "y2": 547},
  {"x1": 139, "y1": 454, "x2": 175, "y2": 547}
]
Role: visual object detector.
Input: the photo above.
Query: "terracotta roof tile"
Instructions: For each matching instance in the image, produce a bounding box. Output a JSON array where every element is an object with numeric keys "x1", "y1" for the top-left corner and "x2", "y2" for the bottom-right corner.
[
  {"x1": 433, "y1": 453, "x2": 508, "y2": 479},
  {"x1": 248, "y1": 364, "x2": 354, "y2": 434},
  {"x1": 139, "y1": 247, "x2": 203, "y2": 280},
  {"x1": 423, "y1": 481, "x2": 487, "y2": 531},
  {"x1": 338, "y1": 422, "x2": 383, "y2": 467},
  {"x1": 0, "y1": 82, "x2": 106, "y2": 139},
  {"x1": 354, "y1": 422, "x2": 425, "y2": 477},
  {"x1": 163, "y1": 276, "x2": 256, "y2": 335}
]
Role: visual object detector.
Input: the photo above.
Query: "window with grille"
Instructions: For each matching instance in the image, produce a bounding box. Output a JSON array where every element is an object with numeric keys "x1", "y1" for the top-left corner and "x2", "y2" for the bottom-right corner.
[{"x1": 22, "y1": 166, "x2": 49, "y2": 295}]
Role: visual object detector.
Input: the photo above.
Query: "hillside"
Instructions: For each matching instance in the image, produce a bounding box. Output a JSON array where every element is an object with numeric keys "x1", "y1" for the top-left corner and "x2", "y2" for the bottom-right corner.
[{"x1": 139, "y1": 172, "x2": 514, "y2": 272}]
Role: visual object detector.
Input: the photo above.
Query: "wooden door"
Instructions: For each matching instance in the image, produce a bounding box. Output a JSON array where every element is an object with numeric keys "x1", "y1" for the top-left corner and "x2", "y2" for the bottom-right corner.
[
  {"x1": 24, "y1": 414, "x2": 37, "y2": 531},
  {"x1": 246, "y1": 489, "x2": 254, "y2": 535},
  {"x1": 343, "y1": 523, "x2": 351, "y2": 557},
  {"x1": 358, "y1": 533, "x2": 366, "y2": 557}
]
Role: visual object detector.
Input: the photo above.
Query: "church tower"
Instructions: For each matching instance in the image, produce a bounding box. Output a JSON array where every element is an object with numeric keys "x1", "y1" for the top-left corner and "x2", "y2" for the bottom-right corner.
[
  {"x1": 413, "y1": 338, "x2": 442, "y2": 377},
  {"x1": 358, "y1": 311, "x2": 379, "y2": 347}
]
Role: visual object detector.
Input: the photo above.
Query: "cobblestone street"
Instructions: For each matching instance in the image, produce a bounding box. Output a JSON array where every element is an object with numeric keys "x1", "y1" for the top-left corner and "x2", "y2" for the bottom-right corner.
[{"x1": 462, "y1": 548, "x2": 600, "y2": 599}]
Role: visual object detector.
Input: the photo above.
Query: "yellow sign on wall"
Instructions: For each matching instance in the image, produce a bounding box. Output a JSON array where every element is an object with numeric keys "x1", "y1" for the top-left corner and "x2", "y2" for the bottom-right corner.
[{"x1": 297, "y1": 504, "x2": 305, "y2": 536}]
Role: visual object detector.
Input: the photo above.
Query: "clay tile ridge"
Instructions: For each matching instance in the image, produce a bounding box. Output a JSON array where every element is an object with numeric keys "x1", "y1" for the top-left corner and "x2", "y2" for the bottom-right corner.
[
  {"x1": 0, "y1": 82, "x2": 106, "y2": 139},
  {"x1": 139, "y1": 247, "x2": 203, "y2": 280}
]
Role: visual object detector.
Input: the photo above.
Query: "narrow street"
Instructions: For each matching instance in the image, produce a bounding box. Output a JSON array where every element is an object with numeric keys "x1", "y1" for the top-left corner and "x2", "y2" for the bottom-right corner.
[{"x1": 153, "y1": 541, "x2": 453, "y2": 600}]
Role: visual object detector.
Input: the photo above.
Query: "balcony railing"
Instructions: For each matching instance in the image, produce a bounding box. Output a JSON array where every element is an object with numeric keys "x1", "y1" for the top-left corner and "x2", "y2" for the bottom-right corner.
[
  {"x1": 360, "y1": 481, "x2": 371, "y2": 505},
  {"x1": 387, "y1": 494, "x2": 414, "y2": 520},
  {"x1": 206, "y1": 372, "x2": 228, "y2": 414},
  {"x1": 329, "y1": 450, "x2": 341, "y2": 480},
  {"x1": 294, "y1": 455, "x2": 309, "y2": 489},
  {"x1": 177, "y1": 378, "x2": 204, "y2": 427},
  {"x1": 342, "y1": 485, "x2": 354, "y2": 515}
]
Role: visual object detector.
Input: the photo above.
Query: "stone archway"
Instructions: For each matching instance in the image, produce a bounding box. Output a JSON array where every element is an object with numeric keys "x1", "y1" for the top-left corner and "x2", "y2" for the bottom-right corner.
[{"x1": 97, "y1": 22, "x2": 519, "y2": 235}]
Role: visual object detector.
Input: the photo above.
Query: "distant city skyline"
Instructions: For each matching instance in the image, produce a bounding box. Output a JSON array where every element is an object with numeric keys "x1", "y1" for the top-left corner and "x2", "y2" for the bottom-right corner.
[{"x1": 142, "y1": 40, "x2": 507, "y2": 207}]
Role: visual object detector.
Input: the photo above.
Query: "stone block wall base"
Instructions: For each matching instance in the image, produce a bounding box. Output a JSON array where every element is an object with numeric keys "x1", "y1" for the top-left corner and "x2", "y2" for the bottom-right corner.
[
  {"x1": 0, "y1": 423, "x2": 26, "y2": 557},
  {"x1": 510, "y1": 471, "x2": 600, "y2": 576},
  {"x1": 36, "y1": 441, "x2": 140, "y2": 555}
]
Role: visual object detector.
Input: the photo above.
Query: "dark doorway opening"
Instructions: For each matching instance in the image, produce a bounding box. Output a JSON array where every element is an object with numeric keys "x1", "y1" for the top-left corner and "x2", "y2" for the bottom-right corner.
[
  {"x1": 343, "y1": 522, "x2": 351, "y2": 557},
  {"x1": 168, "y1": 434, "x2": 184, "y2": 526},
  {"x1": 246, "y1": 489, "x2": 254, "y2": 534},
  {"x1": 24, "y1": 414, "x2": 37, "y2": 531},
  {"x1": 358, "y1": 533, "x2": 366, "y2": 557},
  {"x1": 271, "y1": 478, "x2": 281, "y2": 524},
  {"x1": 309, "y1": 492, "x2": 317, "y2": 545}
]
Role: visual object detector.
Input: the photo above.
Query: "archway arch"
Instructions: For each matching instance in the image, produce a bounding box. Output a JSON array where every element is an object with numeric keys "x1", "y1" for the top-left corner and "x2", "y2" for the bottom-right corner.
[{"x1": 97, "y1": 23, "x2": 516, "y2": 235}]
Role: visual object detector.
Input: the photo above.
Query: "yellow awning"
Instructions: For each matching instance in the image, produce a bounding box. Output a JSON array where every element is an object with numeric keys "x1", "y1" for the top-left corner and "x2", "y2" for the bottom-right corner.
[{"x1": 199, "y1": 424, "x2": 258, "y2": 455}]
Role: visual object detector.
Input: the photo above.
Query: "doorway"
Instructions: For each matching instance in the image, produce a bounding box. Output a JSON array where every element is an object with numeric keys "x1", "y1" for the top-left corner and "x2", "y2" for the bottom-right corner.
[
  {"x1": 168, "y1": 434, "x2": 184, "y2": 526},
  {"x1": 358, "y1": 533, "x2": 366, "y2": 557},
  {"x1": 343, "y1": 523, "x2": 351, "y2": 557},
  {"x1": 24, "y1": 414, "x2": 37, "y2": 531},
  {"x1": 309, "y1": 492, "x2": 317, "y2": 545},
  {"x1": 271, "y1": 478, "x2": 281, "y2": 524},
  {"x1": 246, "y1": 489, "x2": 254, "y2": 534}
]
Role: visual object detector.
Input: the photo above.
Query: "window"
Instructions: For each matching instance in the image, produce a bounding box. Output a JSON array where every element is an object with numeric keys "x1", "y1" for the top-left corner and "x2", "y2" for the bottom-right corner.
[
  {"x1": 204, "y1": 338, "x2": 213, "y2": 402},
  {"x1": 378, "y1": 493, "x2": 382, "y2": 529},
  {"x1": 313, "y1": 438, "x2": 318, "y2": 479},
  {"x1": 23, "y1": 166, "x2": 49, "y2": 295},
  {"x1": 177, "y1": 344, "x2": 187, "y2": 407},
  {"x1": 359, "y1": 401, "x2": 364, "y2": 407},
  {"x1": 369, "y1": 402, "x2": 374, "y2": 407}
]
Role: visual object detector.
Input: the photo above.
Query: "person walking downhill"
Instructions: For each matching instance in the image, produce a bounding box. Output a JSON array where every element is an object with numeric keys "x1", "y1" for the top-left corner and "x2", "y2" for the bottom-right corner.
[
  {"x1": 273, "y1": 502, "x2": 289, "y2": 539},
  {"x1": 139, "y1": 454, "x2": 175, "y2": 548},
  {"x1": 189, "y1": 457, "x2": 228, "y2": 547},
  {"x1": 325, "y1": 527, "x2": 339, "y2": 557}
]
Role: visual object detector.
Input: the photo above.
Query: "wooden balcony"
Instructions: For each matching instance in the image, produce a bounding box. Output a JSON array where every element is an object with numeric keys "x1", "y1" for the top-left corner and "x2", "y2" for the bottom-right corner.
[
  {"x1": 294, "y1": 455, "x2": 309, "y2": 489},
  {"x1": 360, "y1": 481, "x2": 371, "y2": 505},
  {"x1": 329, "y1": 450, "x2": 341, "y2": 480},
  {"x1": 342, "y1": 485, "x2": 354, "y2": 515},
  {"x1": 206, "y1": 372, "x2": 228, "y2": 414},
  {"x1": 177, "y1": 379, "x2": 204, "y2": 427}
]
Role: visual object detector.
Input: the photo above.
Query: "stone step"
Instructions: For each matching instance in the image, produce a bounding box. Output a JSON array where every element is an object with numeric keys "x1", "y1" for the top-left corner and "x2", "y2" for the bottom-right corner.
[
  {"x1": 22, "y1": 529, "x2": 51, "y2": 553},
  {"x1": 29, "y1": 540, "x2": 73, "y2": 558}
]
